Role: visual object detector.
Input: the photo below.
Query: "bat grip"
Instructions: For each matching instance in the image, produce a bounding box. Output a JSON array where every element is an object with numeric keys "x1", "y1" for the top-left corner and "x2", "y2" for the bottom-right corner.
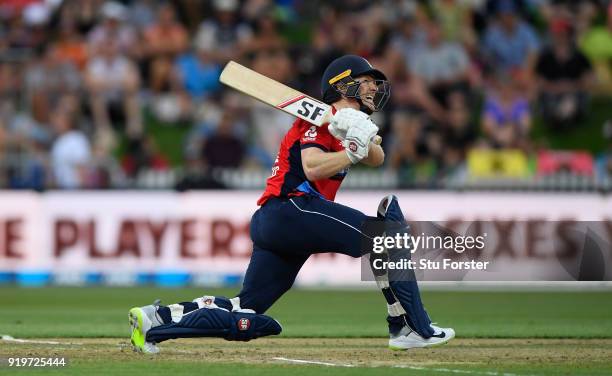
[{"x1": 372, "y1": 135, "x2": 382, "y2": 145}]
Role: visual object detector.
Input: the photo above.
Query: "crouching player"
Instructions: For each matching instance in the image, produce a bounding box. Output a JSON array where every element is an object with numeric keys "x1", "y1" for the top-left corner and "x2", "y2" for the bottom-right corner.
[{"x1": 128, "y1": 55, "x2": 454, "y2": 353}]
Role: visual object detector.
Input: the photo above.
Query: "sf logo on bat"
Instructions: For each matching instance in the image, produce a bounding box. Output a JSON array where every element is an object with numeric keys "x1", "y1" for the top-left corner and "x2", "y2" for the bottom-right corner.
[
  {"x1": 279, "y1": 95, "x2": 326, "y2": 123},
  {"x1": 297, "y1": 100, "x2": 325, "y2": 121}
]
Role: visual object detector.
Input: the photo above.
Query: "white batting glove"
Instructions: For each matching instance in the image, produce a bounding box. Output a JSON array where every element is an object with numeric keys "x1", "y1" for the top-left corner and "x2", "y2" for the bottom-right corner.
[
  {"x1": 343, "y1": 123, "x2": 378, "y2": 164},
  {"x1": 329, "y1": 108, "x2": 371, "y2": 141}
]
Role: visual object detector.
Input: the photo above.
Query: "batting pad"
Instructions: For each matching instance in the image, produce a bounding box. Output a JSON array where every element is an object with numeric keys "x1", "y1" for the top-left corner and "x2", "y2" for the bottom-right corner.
[{"x1": 145, "y1": 306, "x2": 282, "y2": 343}]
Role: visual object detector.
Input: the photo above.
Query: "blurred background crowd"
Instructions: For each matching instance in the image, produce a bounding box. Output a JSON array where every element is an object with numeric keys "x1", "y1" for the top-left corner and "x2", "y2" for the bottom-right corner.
[{"x1": 1, "y1": 0, "x2": 612, "y2": 191}]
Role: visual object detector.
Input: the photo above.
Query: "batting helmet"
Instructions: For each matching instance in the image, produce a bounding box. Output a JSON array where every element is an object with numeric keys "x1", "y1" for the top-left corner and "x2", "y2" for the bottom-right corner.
[{"x1": 321, "y1": 55, "x2": 390, "y2": 113}]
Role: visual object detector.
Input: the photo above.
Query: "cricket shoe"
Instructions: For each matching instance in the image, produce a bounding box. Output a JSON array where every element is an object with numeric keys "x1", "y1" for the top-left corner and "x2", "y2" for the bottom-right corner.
[
  {"x1": 388, "y1": 324, "x2": 455, "y2": 350},
  {"x1": 128, "y1": 300, "x2": 163, "y2": 354}
]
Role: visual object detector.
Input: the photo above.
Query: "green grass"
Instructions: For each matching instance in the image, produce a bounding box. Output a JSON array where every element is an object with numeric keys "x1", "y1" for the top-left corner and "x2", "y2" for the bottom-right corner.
[
  {"x1": 0, "y1": 287, "x2": 611, "y2": 339},
  {"x1": 1, "y1": 288, "x2": 611, "y2": 375}
]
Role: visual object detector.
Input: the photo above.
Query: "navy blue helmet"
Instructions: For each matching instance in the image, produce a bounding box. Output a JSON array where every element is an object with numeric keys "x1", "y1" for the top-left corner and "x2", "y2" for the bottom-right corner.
[{"x1": 321, "y1": 55, "x2": 390, "y2": 113}]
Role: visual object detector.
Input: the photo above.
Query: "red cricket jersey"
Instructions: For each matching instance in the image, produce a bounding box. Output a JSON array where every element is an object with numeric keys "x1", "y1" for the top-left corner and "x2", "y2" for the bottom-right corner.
[{"x1": 257, "y1": 115, "x2": 348, "y2": 206}]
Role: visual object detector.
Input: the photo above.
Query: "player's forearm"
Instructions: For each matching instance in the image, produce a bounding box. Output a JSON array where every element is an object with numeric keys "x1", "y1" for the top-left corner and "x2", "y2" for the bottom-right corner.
[
  {"x1": 302, "y1": 150, "x2": 352, "y2": 181},
  {"x1": 361, "y1": 144, "x2": 385, "y2": 167}
]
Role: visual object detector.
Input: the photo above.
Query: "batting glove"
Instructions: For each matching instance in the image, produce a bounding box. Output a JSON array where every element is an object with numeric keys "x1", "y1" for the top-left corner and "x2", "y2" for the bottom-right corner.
[
  {"x1": 343, "y1": 123, "x2": 378, "y2": 164},
  {"x1": 329, "y1": 108, "x2": 371, "y2": 141}
]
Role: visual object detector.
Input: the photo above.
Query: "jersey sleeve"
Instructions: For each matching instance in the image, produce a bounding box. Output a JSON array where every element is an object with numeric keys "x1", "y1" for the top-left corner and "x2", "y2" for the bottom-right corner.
[{"x1": 299, "y1": 119, "x2": 334, "y2": 152}]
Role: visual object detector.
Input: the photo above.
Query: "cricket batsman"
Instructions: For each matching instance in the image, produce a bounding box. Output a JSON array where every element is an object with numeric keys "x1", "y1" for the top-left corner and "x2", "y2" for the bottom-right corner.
[{"x1": 128, "y1": 55, "x2": 455, "y2": 353}]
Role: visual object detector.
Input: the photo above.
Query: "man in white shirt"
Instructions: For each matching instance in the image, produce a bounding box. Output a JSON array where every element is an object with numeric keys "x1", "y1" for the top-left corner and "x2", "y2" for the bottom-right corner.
[{"x1": 50, "y1": 109, "x2": 91, "y2": 189}]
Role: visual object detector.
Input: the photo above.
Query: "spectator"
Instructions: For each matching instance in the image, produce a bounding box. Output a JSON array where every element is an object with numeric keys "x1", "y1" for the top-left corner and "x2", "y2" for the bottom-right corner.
[
  {"x1": 193, "y1": 0, "x2": 253, "y2": 64},
  {"x1": 443, "y1": 91, "x2": 477, "y2": 169},
  {"x1": 202, "y1": 110, "x2": 245, "y2": 168},
  {"x1": 88, "y1": 1, "x2": 140, "y2": 59},
  {"x1": 50, "y1": 107, "x2": 91, "y2": 189},
  {"x1": 142, "y1": 3, "x2": 188, "y2": 93},
  {"x1": 388, "y1": 110, "x2": 443, "y2": 185},
  {"x1": 481, "y1": 72, "x2": 531, "y2": 150},
  {"x1": 535, "y1": 19, "x2": 593, "y2": 129},
  {"x1": 389, "y1": 10, "x2": 428, "y2": 71},
  {"x1": 482, "y1": 0, "x2": 540, "y2": 80},
  {"x1": 173, "y1": 43, "x2": 222, "y2": 101},
  {"x1": 24, "y1": 45, "x2": 81, "y2": 123},
  {"x1": 242, "y1": 9, "x2": 286, "y2": 57},
  {"x1": 53, "y1": 20, "x2": 89, "y2": 71},
  {"x1": 410, "y1": 21, "x2": 471, "y2": 107},
  {"x1": 85, "y1": 39, "x2": 142, "y2": 139},
  {"x1": 431, "y1": 0, "x2": 477, "y2": 48}
]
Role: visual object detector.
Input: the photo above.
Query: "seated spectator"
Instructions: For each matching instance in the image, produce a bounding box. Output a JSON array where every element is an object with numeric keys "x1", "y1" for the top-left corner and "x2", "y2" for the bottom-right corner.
[
  {"x1": 388, "y1": 110, "x2": 444, "y2": 185},
  {"x1": 410, "y1": 21, "x2": 471, "y2": 107},
  {"x1": 173, "y1": 44, "x2": 222, "y2": 100},
  {"x1": 142, "y1": 3, "x2": 188, "y2": 93},
  {"x1": 443, "y1": 91, "x2": 477, "y2": 169},
  {"x1": 535, "y1": 19, "x2": 593, "y2": 129},
  {"x1": 24, "y1": 45, "x2": 82, "y2": 123},
  {"x1": 242, "y1": 9, "x2": 287, "y2": 58},
  {"x1": 579, "y1": 3, "x2": 612, "y2": 94},
  {"x1": 202, "y1": 110, "x2": 245, "y2": 169},
  {"x1": 431, "y1": 0, "x2": 477, "y2": 49},
  {"x1": 88, "y1": 1, "x2": 140, "y2": 59},
  {"x1": 50, "y1": 107, "x2": 91, "y2": 189},
  {"x1": 389, "y1": 11, "x2": 428, "y2": 71},
  {"x1": 53, "y1": 20, "x2": 89, "y2": 70},
  {"x1": 193, "y1": 0, "x2": 253, "y2": 64},
  {"x1": 482, "y1": 0, "x2": 540, "y2": 82},
  {"x1": 481, "y1": 72, "x2": 531, "y2": 150},
  {"x1": 85, "y1": 39, "x2": 142, "y2": 139}
]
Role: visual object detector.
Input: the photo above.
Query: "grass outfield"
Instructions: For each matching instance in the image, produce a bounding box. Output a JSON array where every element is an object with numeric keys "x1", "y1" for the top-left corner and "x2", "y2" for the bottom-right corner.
[{"x1": 0, "y1": 287, "x2": 611, "y2": 375}]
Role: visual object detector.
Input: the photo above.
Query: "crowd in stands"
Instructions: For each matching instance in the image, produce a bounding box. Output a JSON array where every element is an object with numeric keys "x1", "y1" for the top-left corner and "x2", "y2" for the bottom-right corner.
[{"x1": 0, "y1": 0, "x2": 611, "y2": 190}]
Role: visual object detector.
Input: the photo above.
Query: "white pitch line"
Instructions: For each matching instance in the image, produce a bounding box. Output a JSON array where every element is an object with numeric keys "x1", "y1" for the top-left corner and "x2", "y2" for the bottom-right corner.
[
  {"x1": 1, "y1": 335, "x2": 82, "y2": 345},
  {"x1": 273, "y1": 357, "x2": 532, "y2": 376},
  {"x1": 273, "y1": 357, "x2": 355, "y2": 367},
  {"x1": 393, "y1": 364, "x2": 532, "y2": 376}
]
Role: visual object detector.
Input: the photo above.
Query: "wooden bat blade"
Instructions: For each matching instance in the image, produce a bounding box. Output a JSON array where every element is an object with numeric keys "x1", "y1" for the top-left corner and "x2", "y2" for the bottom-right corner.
[
  {"x1": 220, "y1": 61, "x2": 332, "y2": 126},
  {"x1": 219, "y1": 61, "x2": 382, "y2": 144}
]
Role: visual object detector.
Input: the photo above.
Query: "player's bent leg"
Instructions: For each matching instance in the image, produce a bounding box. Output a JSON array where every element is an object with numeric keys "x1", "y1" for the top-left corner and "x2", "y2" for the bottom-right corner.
[
  {"x1": 237, "y1": 245, "x2": 309, "y2": 314},
  {"x1": 377, "y1": 194, "x2": 455, "y2": 349},
  {"x1": 128, "y1": 295, "x2": 282, "y2": 353},
  {"x1": 145, "y1": 306, "x2": 282, "y2": 344}
]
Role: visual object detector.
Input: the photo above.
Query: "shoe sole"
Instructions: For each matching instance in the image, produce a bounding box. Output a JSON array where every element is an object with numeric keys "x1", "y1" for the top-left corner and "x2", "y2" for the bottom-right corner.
[{"x1": 128, "y1": 307, "x2": 146, "y2": 352}]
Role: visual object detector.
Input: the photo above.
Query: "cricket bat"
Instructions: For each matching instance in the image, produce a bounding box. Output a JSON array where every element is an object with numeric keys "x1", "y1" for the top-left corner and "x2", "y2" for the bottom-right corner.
[{"x1": 219, "y1": 61, "x2": 382, "y2": 145}]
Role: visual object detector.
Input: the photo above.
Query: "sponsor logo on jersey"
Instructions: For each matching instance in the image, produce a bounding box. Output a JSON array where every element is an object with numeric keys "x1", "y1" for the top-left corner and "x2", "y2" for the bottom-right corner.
[{"x1": 303, "y1": 125, "x2": 317, "y2": 141}]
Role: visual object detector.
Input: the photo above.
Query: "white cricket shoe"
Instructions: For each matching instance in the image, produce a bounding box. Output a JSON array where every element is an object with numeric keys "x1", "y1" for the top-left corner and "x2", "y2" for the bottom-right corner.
[
  {"x1": 128, "y1": 301, "x2": 162, "y2": 354},
  {"x1": 389, "y1": 324, "x2": 455, "y2": 350}
]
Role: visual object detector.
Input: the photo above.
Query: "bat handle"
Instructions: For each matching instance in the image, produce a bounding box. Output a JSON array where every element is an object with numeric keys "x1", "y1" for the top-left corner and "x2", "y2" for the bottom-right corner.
[{"x1": 372, "y1": 135, "x2": 382, "y2": 145}]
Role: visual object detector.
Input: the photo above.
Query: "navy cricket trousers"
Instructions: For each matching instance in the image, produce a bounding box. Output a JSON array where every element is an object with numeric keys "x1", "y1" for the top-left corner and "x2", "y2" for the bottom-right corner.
[{"x1": 237, "y1": 195, "x2": 376, "y2": 313}]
